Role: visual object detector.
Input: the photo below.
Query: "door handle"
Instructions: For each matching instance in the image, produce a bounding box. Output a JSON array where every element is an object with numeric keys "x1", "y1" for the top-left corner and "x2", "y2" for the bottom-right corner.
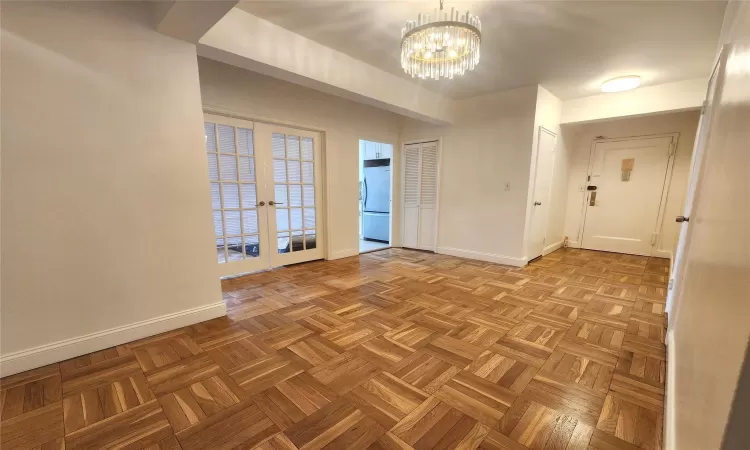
[
  {"x1": 268, "y1": 201, "x2": 284, "y2": 206},
  {"x1": 675, "y1": 216, "x2": 689, "y2": 223},
  {"x1": 534, "y1": 201, "x2": 542, "y2": 206},
  {"x1": 257, "y1": 201, "x2": 265, "y2": 207}
]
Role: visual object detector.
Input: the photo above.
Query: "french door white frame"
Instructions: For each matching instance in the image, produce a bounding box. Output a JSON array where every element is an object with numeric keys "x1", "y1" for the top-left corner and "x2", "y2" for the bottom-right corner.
[
  {"x1": 400, "y1": 137, "x2": 443, "y2": 252},
  {"x1": 204, "y1": 108, "x2": 329, "y2": 275},
  {"x1": 576, "y1": 132, "x2": 680, "y2": 257}
]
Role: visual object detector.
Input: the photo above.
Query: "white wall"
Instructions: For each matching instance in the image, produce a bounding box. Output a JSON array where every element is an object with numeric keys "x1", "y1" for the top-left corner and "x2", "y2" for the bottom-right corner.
[
  {"x1": 561, "y1": 78, "x2": 706, "y2": 125},
  {"x1": 561, "y1": 111, "x2": 699, "y2": 258},
  {"x1": 1, "y1": 2, "x2": 224, "y2": 375},
  {"x1": 526, "y1": 86, "x2": 566, "y2": 256},
  {"x1": 402, "y1": 86, "x2": 539, "y2": 265},
  {"x1": 197, "y1": 57, "x2": 404, "y2": 259}
]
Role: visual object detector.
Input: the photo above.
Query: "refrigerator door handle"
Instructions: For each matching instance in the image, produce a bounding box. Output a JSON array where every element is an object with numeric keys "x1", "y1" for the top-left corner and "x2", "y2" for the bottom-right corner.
[{"x1": 363, "y1": 177, "x2": 368, "y2": 208}]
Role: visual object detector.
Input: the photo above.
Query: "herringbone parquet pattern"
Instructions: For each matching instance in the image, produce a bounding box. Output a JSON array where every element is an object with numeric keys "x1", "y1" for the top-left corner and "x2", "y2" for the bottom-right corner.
[{"x1": 0, "y1": 248, "x2": 668, "y2": 449}]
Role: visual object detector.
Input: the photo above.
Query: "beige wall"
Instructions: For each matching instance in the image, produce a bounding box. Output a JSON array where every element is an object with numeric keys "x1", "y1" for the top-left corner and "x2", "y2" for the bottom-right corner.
[
  {"x1": 1, "y1": 2, "x2": 224, "y2": 374},
  {"x1": 562, "y1": 110, "x2": 700, "y2": 257},
  {"x1": 197, "y1": 57, "x2": 404, "y2": 258},
  {"x1": 402, "y1": 86, "x2": 540, "y2": 265}
]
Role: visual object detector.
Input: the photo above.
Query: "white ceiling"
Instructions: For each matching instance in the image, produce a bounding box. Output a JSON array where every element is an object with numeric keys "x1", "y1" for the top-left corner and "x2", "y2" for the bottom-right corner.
[{"x1": 237, "y1": 1, "x2": 726, "y2": 100}]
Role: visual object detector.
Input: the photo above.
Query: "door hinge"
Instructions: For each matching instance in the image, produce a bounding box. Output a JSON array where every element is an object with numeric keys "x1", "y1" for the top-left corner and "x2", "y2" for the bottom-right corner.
[
  {"x1": 700, "y1": 100, "x2": 707, "y2": 115},
  {"x1": 650, "y1": 233, "x2": 659, "y2": 246},
  {"x1": 668, "y1": 278, "x2": 674, "y2": 290},
  {"x1": 668, "y1": 142, "x2": 676, "y2": 156}
]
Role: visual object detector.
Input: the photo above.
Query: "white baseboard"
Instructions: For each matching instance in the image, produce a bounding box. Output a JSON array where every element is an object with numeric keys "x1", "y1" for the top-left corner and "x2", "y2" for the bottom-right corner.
[
  {"x1": 664, "y1": 330, "x2": 676, "y2": 450},
  {"x1": 328, "y1": 248, "x2": 359, "y2": 260},
  {"x1": 0, "y1": 301, "x2": 226, "y2": 377},
  {"x1": 653, "y1": 249, "x2": 673, "y2": 260},
  {"x1": 566, "y1": 240, "x2": 581, "y2": 249},
  {"x1": 542, "y1": 240, "x2": 564, "y2": 256},
  {"x1": 436, "y1": 247, "x2": 527, "y2": 267}
]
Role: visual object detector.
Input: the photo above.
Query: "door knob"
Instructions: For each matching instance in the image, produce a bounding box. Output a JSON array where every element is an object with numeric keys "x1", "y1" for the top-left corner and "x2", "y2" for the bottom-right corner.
[
  {"x1": 676, "y1": 216, "x2": 689, "y2": 223},
  {"x1": 257, "y1": 201, "x2": 265, "y2": 206},
  {"x1": 534, "y1": 201, "x2": 542, "y2": 206},
  {"x1": 268, "y1": 201, "x2": 284, "y2": 206}
]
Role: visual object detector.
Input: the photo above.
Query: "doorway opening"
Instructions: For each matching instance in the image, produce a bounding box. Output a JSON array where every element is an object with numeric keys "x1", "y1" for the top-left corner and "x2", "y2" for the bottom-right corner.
[{"x1": 359, "y1": 139, "x2": 393, "y2": 253}]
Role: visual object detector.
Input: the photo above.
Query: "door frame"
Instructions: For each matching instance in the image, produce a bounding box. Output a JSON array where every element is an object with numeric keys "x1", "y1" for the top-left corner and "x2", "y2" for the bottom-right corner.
[
  {"x1": 527, "y1": 126, "x2": 558, "y2": 260},
  {"x1": 358, "y1": 139, "x2": 396, "y2": 254},
  {"x1": 203, "y1": 106, "x2": 330, "y2": 269},
  {"x1": 400, "y1": 137, "x2": 443, "y2": 252},
  {"x1": 576, "y1": 132, "x2": 680, "y2": 257}
]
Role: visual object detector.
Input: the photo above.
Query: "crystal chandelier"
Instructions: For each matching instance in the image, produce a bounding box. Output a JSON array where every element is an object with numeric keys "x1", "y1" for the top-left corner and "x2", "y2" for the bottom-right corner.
[{"x1": 400, "y1": 0, "x2": 482, "y2": 80}]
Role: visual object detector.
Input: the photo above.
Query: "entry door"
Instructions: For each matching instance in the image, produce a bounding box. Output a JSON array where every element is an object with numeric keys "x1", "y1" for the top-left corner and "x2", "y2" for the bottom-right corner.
[
  {"x1": 402, "y1": 141, "x2": 439, "y2": 251},
  {"x1": 527, "y1": 128, "x2": 557, "y2": 260},
  {"x1": 254, "y1": 123, "x2": 324, "y2": 267},
  {"x1": 581, "y1": 136, "x2": 674, "y2": 256},
  {"x1": 204, "y1": 115, "x2": 270, "y2": 277}
]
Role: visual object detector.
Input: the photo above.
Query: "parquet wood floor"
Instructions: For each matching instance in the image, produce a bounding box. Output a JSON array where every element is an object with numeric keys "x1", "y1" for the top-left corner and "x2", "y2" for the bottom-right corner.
[{"x1": 1, "y1": 248, "x2": 668, "y2": 449}]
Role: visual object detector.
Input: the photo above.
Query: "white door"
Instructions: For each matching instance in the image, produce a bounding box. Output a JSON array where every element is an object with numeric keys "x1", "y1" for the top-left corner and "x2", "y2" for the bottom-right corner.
[
  {"x1": 204, "y1": 115, "x2": 271, "y2": 277},
  {"x1": 581, "y1": 136, "x2": 674, "y2": 256},
  {"x1": 402, "y1": 141, "x2": 439, "y2": 251},
  {"x1": 527, "y1": 127, "x2": 557, "y2": 260},
  {"x1": 418, "y1": 142, "x2": 438, "y2": 251},
  {"x1": 402, "y1": 143, "x2": 421, "y2": 249},
  {"x1": 255, "y1": 123, "x2": 325, "y2": 268}
]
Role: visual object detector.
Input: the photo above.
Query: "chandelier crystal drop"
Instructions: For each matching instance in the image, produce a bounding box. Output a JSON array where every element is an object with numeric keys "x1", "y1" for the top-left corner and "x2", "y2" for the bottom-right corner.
[{"x1": 400, "y1": 0, "x2": 481, "y2": 80}]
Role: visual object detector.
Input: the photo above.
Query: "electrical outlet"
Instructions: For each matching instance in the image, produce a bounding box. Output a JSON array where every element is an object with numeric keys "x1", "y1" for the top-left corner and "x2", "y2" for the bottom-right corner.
[{"x1": 504, "y1": 182, "x2": 511, "y2": 191}]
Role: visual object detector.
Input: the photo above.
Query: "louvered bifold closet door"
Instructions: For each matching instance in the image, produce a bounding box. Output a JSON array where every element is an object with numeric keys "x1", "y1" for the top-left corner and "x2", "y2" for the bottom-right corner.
[
  {"x1": 418, "y1": 142, "x2": 438, "y2": 250},
  {"x1": 402, "y1": 144, "x2": 421, "y2": 249}
]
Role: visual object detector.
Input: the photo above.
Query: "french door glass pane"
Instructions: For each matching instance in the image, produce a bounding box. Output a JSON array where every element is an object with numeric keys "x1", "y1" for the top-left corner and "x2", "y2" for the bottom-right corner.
[
  {"x1": 289, "y1": 185, "x2": 302, "y2": 206},
  {"x1": 301, "y1": 138, "x2": 313, "y2": 160},
  {"x1": 287, "y1": 160, "x2": 301, "y2": 183},
  {"x1": 239, "y1": 157, "x2": 255, "y2": 181},
  {"x1": 275, "y1": 185, "x2": 287, "y2": 204},
  {"x1": 305, "y1": 230, "x2": 316, "y2": 250},
  {"x1": 223, "y1": 184, "x2": 240, "y2": 209},
  {"x1": 290, "y1": 208, "x2": 303, "y2": 230},
  {"x1": 218, "y1": 125, "x2": 235, "y2": 153},
  {"x1": 210, "y1": 183, "x2": 221, "y2": 209},
  {"x1": 291, "y1": 231, "x2": 304, "y2": 252},
  {"x1": 274, "y1": 160, "x2": 286, "y2": 182},
  {"x1": 238, "y1": 128, "x2": 254, "y2": 155},
  {"x1": 272, "y1": 133, "x2": 286, "y2": 158},
  {"x1": 241, "y1": 184, "x2": 257, "y2": 208},
  {"x1": 227, "y1": 237, "x2": 243, "y2": 260},
  {"x1": 303, "y1": 185, "x2": 315, "y2": 206},
  {"x1": 213, "y1": 211, "x2": 223, "y2": 237},
  {"x1": 276, "y1": 208, "x2": 289, "y2": 231},
  {"x1": 205, "y1": 124, "x2": 217, "y2": 151},
  {"x1": 216, "y1": 238, "x2": 226, "y2": 263},
  {"x1": 287, "y1": 136, "x2": 300, "y2": 159},
  {"x1": 224, "y1": 211, "x2": 241, "y2": 235},
  {"x1": 220, "y1": 155, "x2": 237, "y2": 180},
  {"x1": 304, "y1": 208, "x2": 316, "y2": 229},
  {"x1": 244, "y1": 235, "x2": 259, "y2": 258},
  {"x1": 207, "y1": 154, "x2": 218, "y2": 180},
  {"x1": 277, "y1": 232, "x2": 290, "y2": 254},
  {"x1": 302, "y1": 162, "x2": 314, "y2": 183},
  {"x1": 242, "y1": 210, "x2": 258, "y2": 234}
]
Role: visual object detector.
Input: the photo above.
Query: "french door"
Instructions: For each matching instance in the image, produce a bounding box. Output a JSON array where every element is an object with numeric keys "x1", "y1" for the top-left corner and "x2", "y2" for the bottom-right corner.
[{"x1": 204, "y1": 114, "x2": 323, "y2": 277}]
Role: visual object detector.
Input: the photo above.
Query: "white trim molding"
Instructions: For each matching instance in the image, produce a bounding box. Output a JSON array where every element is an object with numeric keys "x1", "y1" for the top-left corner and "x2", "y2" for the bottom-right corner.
[
  {"x1": 0, "y1": 302, "x2": 226, "y2": 377},
  {"x1": 543, "y1": 240, "x2": 564, "y2": 256},
  {"x1": 566, "y1": 240, "x2": 581, "y2": 249},
  {"x1": 436, "y1": 247, "x2": 527, "y2": 267},
  {"x1": 665, "y1": 330, "x2": 676, "y2": 450},
  {"x1": 328, "y1": 248, "x2": 359, "y2": 260}
]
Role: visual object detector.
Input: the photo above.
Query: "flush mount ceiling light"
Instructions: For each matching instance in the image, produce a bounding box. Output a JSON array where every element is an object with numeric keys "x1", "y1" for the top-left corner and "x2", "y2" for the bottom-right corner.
[
  {"x1": 601, "y1": 75, "x2": 641, "y2": 93},
  {"x1": 400, "y1": 0, "x2": 481, "y2": 80}
]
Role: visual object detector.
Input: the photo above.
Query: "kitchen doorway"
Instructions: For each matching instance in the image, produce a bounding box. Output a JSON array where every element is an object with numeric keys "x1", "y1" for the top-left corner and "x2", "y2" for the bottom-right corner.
[{"x1": 359, "y1": 139, "x2": 392, "y2": 253}]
